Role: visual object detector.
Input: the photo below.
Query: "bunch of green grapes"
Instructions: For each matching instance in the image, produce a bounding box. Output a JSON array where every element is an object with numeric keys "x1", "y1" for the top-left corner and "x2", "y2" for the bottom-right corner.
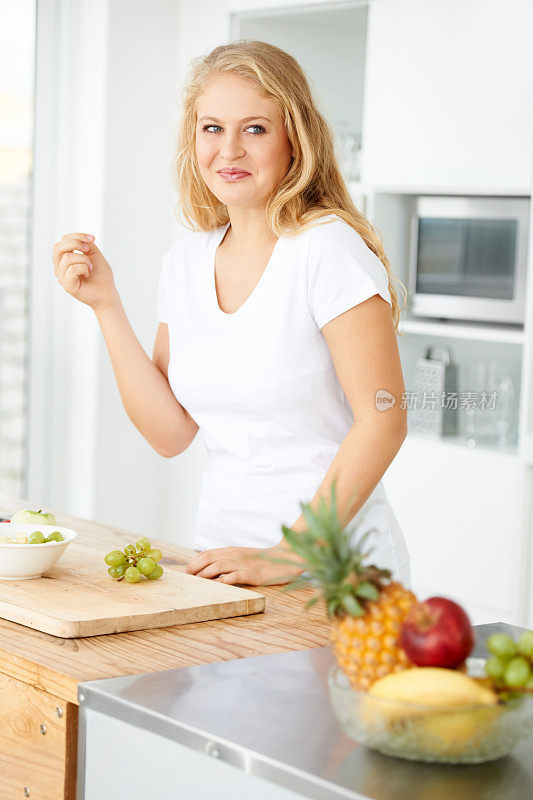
[
  {"x1": 27, "y1": 530, "x2": 64, "y2": 544},
  {"x1": 485, "y1": 631, "x2": 533, "y2": 696},
  {"x1": 104, "y1": 537, "x2": 163, "y2": 583}
]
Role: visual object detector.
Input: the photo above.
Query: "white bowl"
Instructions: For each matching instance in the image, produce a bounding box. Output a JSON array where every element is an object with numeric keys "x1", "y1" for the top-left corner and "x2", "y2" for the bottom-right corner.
[{"x1": 0, "y1": 523, "x2": 77, "y2": 579}]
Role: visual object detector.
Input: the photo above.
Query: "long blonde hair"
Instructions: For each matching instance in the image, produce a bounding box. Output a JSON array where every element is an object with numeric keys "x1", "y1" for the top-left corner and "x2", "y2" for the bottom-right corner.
[{"x1": 171, "y1": 39, "x2": 407, "y2": 334}]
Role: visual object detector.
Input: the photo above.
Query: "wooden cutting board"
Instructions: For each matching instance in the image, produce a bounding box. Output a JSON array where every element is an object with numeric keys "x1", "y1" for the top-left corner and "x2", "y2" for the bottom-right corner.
[{"x1": 0, "y1": 540, "x2": 265, "y2": 638}]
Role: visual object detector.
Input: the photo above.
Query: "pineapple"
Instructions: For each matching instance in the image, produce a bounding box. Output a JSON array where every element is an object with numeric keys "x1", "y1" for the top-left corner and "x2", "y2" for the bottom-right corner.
[{"x1": 280, "y1": 479, "x2": 418, "y2": 691}]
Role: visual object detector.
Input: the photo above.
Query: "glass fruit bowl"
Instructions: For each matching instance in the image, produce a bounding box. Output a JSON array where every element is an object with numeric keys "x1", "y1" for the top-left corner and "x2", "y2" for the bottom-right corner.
[{"x1": 327, "y1": 658, "x2": 533, "y2": 764}]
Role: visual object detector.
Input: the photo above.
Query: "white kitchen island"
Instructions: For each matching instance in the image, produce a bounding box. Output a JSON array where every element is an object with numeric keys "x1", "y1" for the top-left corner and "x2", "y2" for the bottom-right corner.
[{"x1": 77, "y1": 623, "x2": 533, "y2": 800}]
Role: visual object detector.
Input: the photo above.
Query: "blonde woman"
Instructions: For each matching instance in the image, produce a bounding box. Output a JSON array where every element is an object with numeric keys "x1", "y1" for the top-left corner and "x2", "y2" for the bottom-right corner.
[{"x1": 52, "y1": 40, "x2": 411, "y2": 589}]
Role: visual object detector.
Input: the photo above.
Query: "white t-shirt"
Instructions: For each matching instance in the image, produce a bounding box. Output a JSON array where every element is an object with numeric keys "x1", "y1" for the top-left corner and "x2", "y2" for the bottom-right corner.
[{"x1": 157, "y1": 214, "x2": 411, "y2": 586}]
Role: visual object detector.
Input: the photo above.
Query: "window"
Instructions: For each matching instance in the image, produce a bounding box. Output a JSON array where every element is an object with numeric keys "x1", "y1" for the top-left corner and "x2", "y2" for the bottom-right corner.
[{"x1": 0, "y1": 0, "x2": 36, "y2": 497}]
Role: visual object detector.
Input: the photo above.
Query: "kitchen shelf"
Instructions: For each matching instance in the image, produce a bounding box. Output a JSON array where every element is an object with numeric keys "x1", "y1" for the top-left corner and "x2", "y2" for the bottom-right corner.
[
  {"x1": 398, "y1": 317, "x2": 525, "y2": 344},
  {"x1": 407, "y1": 430, "x2": 520, "y2": 459},
  {"x1": 347, "y1": 180, "x2": 532, "y2": 198},
  {"x1": 441, "y1": 432, "x2": 519, "y2": 458}
]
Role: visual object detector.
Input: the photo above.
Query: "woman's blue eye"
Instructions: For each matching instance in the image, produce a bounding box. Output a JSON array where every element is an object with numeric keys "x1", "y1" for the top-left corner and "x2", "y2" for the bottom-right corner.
[{"x1": 202, "y1": 124, "x2": 266, "y2": 135}]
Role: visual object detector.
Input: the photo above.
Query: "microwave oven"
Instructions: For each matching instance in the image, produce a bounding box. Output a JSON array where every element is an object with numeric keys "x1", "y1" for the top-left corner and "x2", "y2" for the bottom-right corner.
[{"x1": 408, "y1": 196, "x2": 529, "y2": 324}]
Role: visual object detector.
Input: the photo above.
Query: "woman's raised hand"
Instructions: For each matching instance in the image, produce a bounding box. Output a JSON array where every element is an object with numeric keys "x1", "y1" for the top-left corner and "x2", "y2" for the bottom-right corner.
[{"x1": 52, "y1": 233, "x2": 117, "y2": 311}]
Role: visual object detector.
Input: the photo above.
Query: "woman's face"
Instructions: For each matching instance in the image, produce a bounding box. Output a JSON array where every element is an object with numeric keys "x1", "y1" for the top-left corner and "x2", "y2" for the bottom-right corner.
[{"x1": 195, "y1": 73, "x2": 294, "y2": 210}]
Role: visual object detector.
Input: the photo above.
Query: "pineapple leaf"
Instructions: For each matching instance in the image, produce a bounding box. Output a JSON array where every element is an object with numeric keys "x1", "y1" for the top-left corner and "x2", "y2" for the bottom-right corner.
[
  {"x1": 256, "y1": 554, "x2": 295, "y2": 565},
  {"x1": 327, "y1": 599, "x2": 340, "y2": 618},
  {"x1": 305, "y1": 595, "x2": 319, "y2": 609},
  {"x1": 330, "y1": 478, "x2": 338, "y2": 522},
  {"x1": 317, "y1": 494, "x2": 332, "y2": 525},
  {"x1": 279, "y1": 578, "x2": 310, "y2": 594},
  {"x1": 301, "y1": 503, "x2": 333, "y2": 540},
  {"x1": 355, "y1": 581, "x2": 379, "y2": 601},
  {"x1": 279, "y1": 573, "x2": 307, "y2": 585},
  {"x1": 281, "y1": 531, "x2": 323, "y2": 566},
  {"x1": 338, "y1": 582, "x2": 355, "y2": 595},
  {"x1": 277, "y1": 483, "x2": 390, "y2": 616},
  {"x1": 341, "y1": 594, "x2": 365, "y2": 616},
  {"x1": 353, "y1": 527, "x2": 374, "y2": 554},
  {"x1": 255, "y1": 550, "x2": 305, "y2": 568}
]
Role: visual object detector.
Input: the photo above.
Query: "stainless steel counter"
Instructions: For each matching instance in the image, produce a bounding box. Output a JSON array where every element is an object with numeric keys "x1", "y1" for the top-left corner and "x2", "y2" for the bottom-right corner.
[{"x1": 77, "y1": 622, "x2": 533, "y2": 800}]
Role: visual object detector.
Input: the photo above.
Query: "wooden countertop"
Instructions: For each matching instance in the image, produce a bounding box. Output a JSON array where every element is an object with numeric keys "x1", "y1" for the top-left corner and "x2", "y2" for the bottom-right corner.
[{"x1": 0, "y1": 495, "x2": 332, "y2": 705}]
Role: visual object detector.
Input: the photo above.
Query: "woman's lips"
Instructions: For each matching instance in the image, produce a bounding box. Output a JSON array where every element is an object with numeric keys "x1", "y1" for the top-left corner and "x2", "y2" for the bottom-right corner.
[{"x1": 217, "y1": 171, "x2": 251, "y2": 182}]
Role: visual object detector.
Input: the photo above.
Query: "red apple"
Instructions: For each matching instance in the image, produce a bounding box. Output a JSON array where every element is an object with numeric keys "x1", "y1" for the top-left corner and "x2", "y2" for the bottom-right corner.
[{"x1": 399, "y1": 596, "x2": 475, "y2": 669}]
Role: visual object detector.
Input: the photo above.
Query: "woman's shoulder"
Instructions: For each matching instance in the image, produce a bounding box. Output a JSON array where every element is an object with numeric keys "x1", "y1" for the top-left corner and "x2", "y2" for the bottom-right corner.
[
  {"x1": 306, "y1": 213, "x2": 363, "y2": 244},
  {"x1": 283, "y1": 213, "x2": 362, "y2": 253},
  {"x1": 305, "y1": 214, "x2": 391, "y2": 328},
  {"x1": 303, "y1": 214, "x2": 382, "y2": 271},
  {"x1": 305, "y1": 213, "x2": 391, "y2": 302}
]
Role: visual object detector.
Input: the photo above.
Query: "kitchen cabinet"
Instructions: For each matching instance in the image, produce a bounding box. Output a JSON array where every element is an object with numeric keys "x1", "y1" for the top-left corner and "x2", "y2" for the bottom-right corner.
[
  {"x1": 361, "y1": 0, "x2": 533, "y2": 193},
  {"x1": 382, "y1": 434, "x2": 525, "y2": 625},
  {"x1": 0, "y1": 674, "x2": 77, "y2": 799},
  {"x1": 0, "y1": 495, "x2": 332, "y2": 800}
]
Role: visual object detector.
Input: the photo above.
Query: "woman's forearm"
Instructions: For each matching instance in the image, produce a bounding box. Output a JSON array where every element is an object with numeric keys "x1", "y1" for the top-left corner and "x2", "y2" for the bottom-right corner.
[
  {"x1": 94, "y1": 290, "x2": 195, "y2": 456},
  {"x1": 287, "y1": 420, "x2": 407, "y2": 536}
]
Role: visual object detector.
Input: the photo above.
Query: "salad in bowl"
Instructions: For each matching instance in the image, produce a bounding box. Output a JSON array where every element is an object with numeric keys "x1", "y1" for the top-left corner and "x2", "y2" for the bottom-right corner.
[{"x1": 0, "y1": 508, "x2": 76, "y2": 579}]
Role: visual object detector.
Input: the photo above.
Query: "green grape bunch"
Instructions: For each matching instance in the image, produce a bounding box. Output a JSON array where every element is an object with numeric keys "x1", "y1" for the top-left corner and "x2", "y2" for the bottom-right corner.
[
  {"x1": 104, "y1": 537, "x2": 164, "y2": 583},
  {"x1": 26, "y1": 530, "x2": 64, "y2": 544},
  {"x1": 485, "y1": 631, "x2": 533, "y2": 698}
]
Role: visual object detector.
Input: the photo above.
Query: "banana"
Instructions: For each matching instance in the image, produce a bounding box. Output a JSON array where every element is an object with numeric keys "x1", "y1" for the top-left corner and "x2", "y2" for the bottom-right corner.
[
  {"x1": 359, "y1": 667, "x2": 498, "y2": 732},
  {"x1": 370, "y1": 667, "x2": 497, "y2": 707},
  {"x1": 414, "y1": 705, "x2": 503, "y2": 755}
]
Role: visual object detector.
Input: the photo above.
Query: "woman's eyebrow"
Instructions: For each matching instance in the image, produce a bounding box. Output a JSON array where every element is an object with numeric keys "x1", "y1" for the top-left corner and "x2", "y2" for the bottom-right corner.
[{"x1": 198, "y1": 115, "x2": 272, "y2": 124}]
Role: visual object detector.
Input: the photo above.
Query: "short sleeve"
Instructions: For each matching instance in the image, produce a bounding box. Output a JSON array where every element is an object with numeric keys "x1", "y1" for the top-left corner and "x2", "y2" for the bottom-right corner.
[
  {"x1": 307, "y1": 217, "x2": 392, "y2": 330},
  {"x1": 156, "y1": 246, "x2": 173, "y2": 323}
]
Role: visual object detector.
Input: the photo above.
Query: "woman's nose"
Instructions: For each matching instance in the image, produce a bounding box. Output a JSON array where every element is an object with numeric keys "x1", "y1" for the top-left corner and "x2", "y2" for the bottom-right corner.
[{"x1": 218, "y1": 132, "x2": 246, "y2": 160}]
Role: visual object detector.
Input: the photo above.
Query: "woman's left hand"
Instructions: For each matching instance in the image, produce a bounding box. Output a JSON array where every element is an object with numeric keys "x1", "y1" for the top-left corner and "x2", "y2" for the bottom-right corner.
[{"x1": 185, "y1": 543, "x2": 305, "y2": 586}]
